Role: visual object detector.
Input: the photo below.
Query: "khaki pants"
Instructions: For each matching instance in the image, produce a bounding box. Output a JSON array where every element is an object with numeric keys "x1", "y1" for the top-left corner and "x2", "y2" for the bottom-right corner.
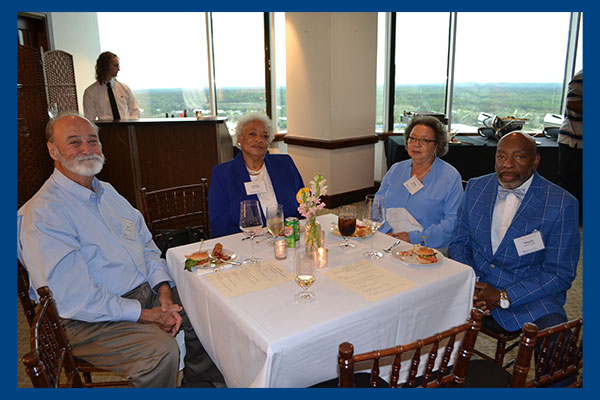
[{"x1": 63, "y1": 283, "x2": 225, "y2": 388}]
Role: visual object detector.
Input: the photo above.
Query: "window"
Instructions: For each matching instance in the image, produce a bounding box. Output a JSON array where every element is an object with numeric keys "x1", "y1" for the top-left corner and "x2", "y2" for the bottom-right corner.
[
  {"x1": 375, "y1": 12, "x2": 386, "y2": 132},
  {"x1": 97, "y1": 12, "x2": 210, "y2": 118},
  {"x1": 378, "y1": 12, "x2": 580, "y2": 133},
  {"x1": 274, "y1": 12, "x2": 287, "y2": 132},
  {"x1": 212, "y1": 12, "x2": 266, "y2": 131},
  {"x1": 453, "y1": 12, "x2": 571, "y2": 131},
  {"x1": 393, "y1": 13, "x2": 449, "y2": 130}
]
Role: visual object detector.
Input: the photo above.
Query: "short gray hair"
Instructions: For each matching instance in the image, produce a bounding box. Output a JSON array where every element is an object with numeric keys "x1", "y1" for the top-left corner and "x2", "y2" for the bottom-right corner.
[
  {"x1": 234, "y1": 112, "x2": 275, "y2": 146},
  {"x1": 46, "y1": 112, "x2": 99, "y2": 143},
  {"x1": 404, "y1": 116, "x2": 449, "y2": 157}
]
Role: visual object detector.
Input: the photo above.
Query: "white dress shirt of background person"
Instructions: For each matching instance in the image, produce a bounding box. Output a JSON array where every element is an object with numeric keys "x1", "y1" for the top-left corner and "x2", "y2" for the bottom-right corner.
[
  {"x1": 17, "y1": 113, "x2": 226, "y2": 388},
  {"x1": 375, "y1": 116, "x2": 463, "y2": 250},
  {"x1": 83, "y1": 51, "x2": 140, "y2": 121}
]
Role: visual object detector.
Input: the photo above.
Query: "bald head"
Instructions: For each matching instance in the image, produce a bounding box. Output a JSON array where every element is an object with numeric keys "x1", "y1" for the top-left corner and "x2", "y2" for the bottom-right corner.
[
  {"x1": 46, "y1": 113, "x2": 99, "y2": 144},
  {"x1": 495, "y1": 132, "x2": 540, "y2": 189}
]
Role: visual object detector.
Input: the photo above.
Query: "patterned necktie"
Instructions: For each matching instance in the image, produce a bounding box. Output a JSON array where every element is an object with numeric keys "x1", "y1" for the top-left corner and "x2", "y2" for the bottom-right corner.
[
  {"x1": 497, "y1": 186, "x2": 527, "y2": 202},
  {"x1": 106, "y1": 82, "x2": 121, "y2": 120}
]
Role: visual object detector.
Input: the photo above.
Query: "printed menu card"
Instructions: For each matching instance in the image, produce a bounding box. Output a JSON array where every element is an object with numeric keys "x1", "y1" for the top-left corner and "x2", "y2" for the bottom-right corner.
[
  {"x1": 205, "y1": 260, "x2": 292, "y2": 298},
  {"x1": 324, "y1": 260, "x2": 416, "y2": 302}
]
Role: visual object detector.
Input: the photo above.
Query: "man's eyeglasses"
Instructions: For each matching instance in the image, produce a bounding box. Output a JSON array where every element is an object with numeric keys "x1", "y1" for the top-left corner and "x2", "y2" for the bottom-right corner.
[{"x1": 407, "y1": 136, "x2": 436, "y2": 145}]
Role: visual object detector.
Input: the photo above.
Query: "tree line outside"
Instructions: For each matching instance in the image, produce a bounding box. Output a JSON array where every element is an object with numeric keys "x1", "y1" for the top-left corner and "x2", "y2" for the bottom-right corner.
[{"x1": 134, "y1": 82, "x2": 562, "y2": 132}]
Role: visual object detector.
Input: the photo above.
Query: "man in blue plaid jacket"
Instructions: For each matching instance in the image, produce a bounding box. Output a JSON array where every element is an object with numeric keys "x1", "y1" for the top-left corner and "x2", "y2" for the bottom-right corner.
[{"x1": 449, "y1": 131, "x2": 580, "y2": 333}]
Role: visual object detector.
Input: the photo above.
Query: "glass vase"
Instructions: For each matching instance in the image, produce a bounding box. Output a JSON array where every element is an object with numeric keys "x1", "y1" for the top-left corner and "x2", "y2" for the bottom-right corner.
[{"x1": 304, "y1": 219, "x2": 323, "y2": 255}]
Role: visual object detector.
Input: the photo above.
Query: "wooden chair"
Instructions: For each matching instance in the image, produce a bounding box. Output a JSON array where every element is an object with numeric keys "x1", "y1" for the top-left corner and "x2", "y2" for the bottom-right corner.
[
  {"x1": 22, "y1": 286, "x2": 83, "y2": 388},
  {"x1": 509, "y1": 318, "x2": 582, "y2": 388},
  {"x1": 18, "y1": 261, "x2": 130, "y2": 387},
  {"x1": 472, "y1": 320, "x2": 522, "y2": 369},
  {"x1": 334, "y1": 308, "x2": 485, "y2": 388},
  {"x1": 140, "y1": 179, "x2": 210, "y2": 238}
]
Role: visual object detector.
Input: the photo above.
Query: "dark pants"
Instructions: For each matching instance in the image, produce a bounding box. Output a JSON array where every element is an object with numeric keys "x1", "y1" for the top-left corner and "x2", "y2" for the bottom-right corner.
[
  {"x1": 485, "y1": 313, "x2": 574, "y2": 387},
  {"x1": 558, "y1": 143, "x2": 582, "y2": 223}
]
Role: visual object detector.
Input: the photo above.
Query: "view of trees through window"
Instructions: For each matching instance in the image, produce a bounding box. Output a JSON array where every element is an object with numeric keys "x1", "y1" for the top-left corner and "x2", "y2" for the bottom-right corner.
[{"x1": 99, "y1": 12, "x2": 581, "y2": 133}]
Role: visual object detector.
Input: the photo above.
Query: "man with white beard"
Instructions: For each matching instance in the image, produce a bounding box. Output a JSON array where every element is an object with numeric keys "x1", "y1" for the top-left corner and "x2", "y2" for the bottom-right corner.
[{"x1": 17, "y1": 113, "x2": 225, "y2": 388}]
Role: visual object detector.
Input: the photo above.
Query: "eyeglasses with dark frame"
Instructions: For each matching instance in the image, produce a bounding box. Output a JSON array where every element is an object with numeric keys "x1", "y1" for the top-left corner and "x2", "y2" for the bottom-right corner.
[{"x1": 407, "y1": 136, "x2": 436, "y2": 145}]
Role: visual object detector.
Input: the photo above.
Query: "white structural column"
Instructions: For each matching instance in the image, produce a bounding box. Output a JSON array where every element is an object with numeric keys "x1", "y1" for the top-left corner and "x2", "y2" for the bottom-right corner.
[{"x1": 285, "y1": 12, "x2": 378, "y2": 198}]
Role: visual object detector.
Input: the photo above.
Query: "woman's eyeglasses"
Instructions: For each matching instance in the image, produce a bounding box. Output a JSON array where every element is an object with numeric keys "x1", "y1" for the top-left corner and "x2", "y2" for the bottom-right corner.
[{"x1": 407, "y1": 136, "x2": 436, "y2": 145}]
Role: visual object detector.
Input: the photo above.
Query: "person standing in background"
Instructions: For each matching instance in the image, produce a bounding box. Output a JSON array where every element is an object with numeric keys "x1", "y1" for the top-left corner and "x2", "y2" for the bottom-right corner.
[
  {"x1": 83, "y1": 51, "x2": 140, "y2": 121},
  {"x1": 557, "y1": 69, "x2": 582, "y2": 223}
]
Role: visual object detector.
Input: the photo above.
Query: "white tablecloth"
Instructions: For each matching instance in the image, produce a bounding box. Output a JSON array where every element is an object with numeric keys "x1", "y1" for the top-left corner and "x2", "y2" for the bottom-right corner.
[{"x1": 166, "y1": 214, "x2": 475, "y2": 387}]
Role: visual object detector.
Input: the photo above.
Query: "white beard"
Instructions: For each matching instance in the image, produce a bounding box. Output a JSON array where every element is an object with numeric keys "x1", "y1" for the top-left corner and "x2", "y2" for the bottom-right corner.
[{"x1": 57, "y1": 151, "x2": 105, "y2": 177}]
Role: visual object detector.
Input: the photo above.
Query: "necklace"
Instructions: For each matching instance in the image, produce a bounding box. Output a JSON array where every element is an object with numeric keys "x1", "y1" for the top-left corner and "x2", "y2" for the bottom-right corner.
[
  {"x1": 247, "y1": 163, "x2": 265, "y2": 176},
  {"x1": 411, "y1": 167, "x2": 431, "y2": 181}
]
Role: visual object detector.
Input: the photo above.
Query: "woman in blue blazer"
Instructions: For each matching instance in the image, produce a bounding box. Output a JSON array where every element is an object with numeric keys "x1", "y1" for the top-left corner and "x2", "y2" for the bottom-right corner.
[{"x1": 208, "y1": 112, "x2": 304, "y2": 238}]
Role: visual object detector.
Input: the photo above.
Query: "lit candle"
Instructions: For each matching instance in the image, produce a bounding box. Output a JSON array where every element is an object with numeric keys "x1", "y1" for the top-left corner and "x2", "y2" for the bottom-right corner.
[
  {"x1": 275, "y1": 238, "x2": 287, "y2": 259},
  {"x1": 315, "y1": 247, "x2": 328, "y2": 269}
]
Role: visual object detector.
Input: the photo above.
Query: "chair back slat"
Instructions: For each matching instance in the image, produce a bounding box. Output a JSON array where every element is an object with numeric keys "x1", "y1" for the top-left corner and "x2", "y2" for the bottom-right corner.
[
  {"x1": 22, "y1": 286, "x2": 83, "y2": 387},
  {"x1": 422, "y1": 339, "x2": 439, "y2": 384},
  {"x1": 338, "y1": 308, "x2": 484, "y2": 388},
  {"x1": 389, "y1": 354, "x2": 402, "y2": 387},
  {"x1": 510, "y1": 318, "x2": 583, "y2": 388},
  {"x1": 370, "y1": 357, "x2": 381, "y2": 387}
]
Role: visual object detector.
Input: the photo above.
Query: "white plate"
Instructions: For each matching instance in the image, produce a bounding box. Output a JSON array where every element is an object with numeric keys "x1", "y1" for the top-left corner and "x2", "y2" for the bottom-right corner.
[
  {"x1": 188, "y1": 249, "x2": 238, "y2": 270},
  {"x1": 330, "y1": 222, "x2": 374, "y2": 239},
  {"x1": 392, "y1": 247, "x2": 444, "y2": 266}
]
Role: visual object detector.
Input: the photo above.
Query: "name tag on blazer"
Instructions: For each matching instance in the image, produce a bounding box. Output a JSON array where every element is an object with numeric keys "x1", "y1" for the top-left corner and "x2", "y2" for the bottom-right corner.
[
  {"x1": 513, "y1": 230, "x2": 545, "y2": 256},
  {"x1": 244, "y1": 180, "x2": 267, "y2": 196}
]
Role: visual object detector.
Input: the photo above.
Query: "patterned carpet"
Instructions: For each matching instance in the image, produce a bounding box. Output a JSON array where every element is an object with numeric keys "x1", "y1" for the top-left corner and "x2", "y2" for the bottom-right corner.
[{"x1": 16, "y1": 204, "x2": 583, "y2": 387}]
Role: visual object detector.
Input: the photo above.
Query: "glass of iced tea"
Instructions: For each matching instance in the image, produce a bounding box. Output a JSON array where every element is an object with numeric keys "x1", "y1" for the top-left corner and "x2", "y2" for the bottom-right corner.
[{"x1": 338, "y1": 205, "x2": 356, "y2": 249}]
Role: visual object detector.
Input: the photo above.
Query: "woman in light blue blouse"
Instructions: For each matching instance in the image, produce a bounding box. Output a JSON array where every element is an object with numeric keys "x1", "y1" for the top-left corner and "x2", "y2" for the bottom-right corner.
[{"x1": 376, "y1": 116, "x2": 463, "y2": 249}]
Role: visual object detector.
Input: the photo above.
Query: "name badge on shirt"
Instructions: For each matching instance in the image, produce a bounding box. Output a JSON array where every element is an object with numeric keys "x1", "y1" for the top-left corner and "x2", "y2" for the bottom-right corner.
[
  {"x1": 513, "y1": 230, "x2": 545, "y2": 256},
  {"x1": 403, "y1": 176, "x2": 424, "y2": 195},
  {"x1": 121, "y1": 218, "x2": 136, "y2": 241},
  {"x1": 244, "y1": 180, "x2": 267, "y2": 196}
]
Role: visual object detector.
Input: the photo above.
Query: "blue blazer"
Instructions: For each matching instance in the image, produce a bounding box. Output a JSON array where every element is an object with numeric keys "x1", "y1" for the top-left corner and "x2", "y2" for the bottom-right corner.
[
  {"x1": 208, "y1": 152, "x2": 304, "y2": 238},
  {"x1": 449, "y1": 172, "x2": 580, "y2": 332}
]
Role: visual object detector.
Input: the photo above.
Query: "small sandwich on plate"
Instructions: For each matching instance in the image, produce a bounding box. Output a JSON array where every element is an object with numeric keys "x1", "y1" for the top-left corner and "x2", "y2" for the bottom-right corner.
[
  {"x1": 184, "y1": 250, "x2": 210, "y2": 270},
  {"x1": 411, "y1": 244, "x2": 438, "y2": 264}
]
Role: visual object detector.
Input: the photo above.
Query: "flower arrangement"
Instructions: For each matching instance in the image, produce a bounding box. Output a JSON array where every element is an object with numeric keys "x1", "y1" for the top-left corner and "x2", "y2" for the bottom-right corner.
[{"x1": 297, "y1": 172, "x2": 328, "y2": 252}]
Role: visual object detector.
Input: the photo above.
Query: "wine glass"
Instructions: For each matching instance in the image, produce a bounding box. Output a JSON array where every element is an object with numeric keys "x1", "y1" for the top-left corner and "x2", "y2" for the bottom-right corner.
[
  {"x1": 293, "y1": 250, "x2": 317, "y2": 303},
  {"x1": 338, "y1": 205, "x2": 357, "y2": 249},
  {"x1": 363, "y1": 194, "x2": 385, "y2": 259},
  {"x1": 239, "y1": 199, "x2": 264, "y2": 264},
  {"x1": 266, "y1": 204, "x2": 284, "y2": 246}
]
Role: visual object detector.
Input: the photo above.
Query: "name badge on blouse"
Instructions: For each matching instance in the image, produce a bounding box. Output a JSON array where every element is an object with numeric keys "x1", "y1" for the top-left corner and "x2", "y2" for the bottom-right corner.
[
  {"x1": 244, "y1": 180, "x2": 267, "y2": 196},
  {"x1": 403, "y1": 176, "x2": 424, "y2": 195},
  {"x1": 121, "y1": 218, "x2": 136, "y2": 241},
  {"x1": 513, "y1": 230, "x2": 545, "y2": 256}
]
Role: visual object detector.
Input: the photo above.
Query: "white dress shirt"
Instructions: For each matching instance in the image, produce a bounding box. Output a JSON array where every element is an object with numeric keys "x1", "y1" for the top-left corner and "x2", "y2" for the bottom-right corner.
[
  {"x1": 248, "y1": 164, "x2": 278, "y2": 217},
  {"x1": 83, "y1": 78, "x2": 140, "y2": 121},
  {"x1": 491, "y1": 175, "x2": 534, "y2": 254}
]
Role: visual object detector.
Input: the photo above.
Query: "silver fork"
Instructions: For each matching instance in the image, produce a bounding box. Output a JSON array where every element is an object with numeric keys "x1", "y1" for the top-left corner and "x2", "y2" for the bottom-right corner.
[{"x1": 383, "y1": 240, "x2": 402, "y2": 253}]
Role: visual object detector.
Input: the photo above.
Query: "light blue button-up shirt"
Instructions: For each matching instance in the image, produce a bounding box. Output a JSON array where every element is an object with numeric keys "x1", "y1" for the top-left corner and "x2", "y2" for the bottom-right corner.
[
  {"x1": 17, "y1": 169, "x2": 173, "y2": 323},
  {"x1": 375, "y1": 157, "x2": 463, "y2": 248}
]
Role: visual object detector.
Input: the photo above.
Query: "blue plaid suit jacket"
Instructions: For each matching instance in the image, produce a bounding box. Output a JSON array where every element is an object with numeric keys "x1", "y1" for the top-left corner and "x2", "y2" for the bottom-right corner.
[{"x1": 449, "y1": 172, "x2": 580, "y2": 332}]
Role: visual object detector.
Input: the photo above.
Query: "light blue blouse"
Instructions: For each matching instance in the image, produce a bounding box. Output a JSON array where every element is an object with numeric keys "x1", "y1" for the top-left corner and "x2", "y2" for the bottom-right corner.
[
  {"x1": 376, "y1": 157, "x2": 463, "y2": 248},
  {"x1": 17, "y1": 169, "x2": 172, "y2": 323}
]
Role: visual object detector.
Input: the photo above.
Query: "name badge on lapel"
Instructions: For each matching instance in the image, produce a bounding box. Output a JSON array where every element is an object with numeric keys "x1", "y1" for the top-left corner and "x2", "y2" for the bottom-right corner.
[
  {"x1": 244, "y1": 180, "x2": 267, "y2": 196},
  {"x1": 513, "y1": 230, "x2": 545, "y2": 256},
  {"x1": 121, "y1": 218, "x2": 136, "y2": 241},
  {"x1": 403, "y1": 176, "x2": 424, "y2": 195}
]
